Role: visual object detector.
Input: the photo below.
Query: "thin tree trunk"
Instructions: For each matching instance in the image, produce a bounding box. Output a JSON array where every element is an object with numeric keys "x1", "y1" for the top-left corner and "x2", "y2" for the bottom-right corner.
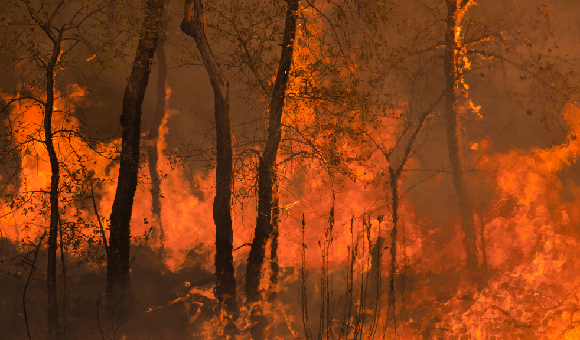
[
  {"x1": 444, "y1": 0, "x2": 481, "y2": 286},
  {"x1": 107, "y1": 0, "x2": 163, "y2": 314},
  {"x1": 382, "y1": 91, "x2": 447, "y2": 333},
  {"x1": 387, "y1": 167, "x2": 398, "y2": 331},
  {"x1": 45, "y1": 33, "x2": 63, "y2": 340},
  {"x1": 148, "y1": 0, "x2": 170, "y2": 252},
  {"x1": 59, "y1": 220, "x2": 67, "y2": 338},
  {"x1": 244, "y1": 0, "x2": 299, "y2": 305},
  {"x1": 268, "y1": 177, "x2": 280, "y2": 302},
  {"x1": 181, "y1": 0, "x2": 238, "y2": 317},
  {"x1": 24, "y1": 233, "x2": 45, "y2": 340},
  {"x1": 477, "y1": 209, "x2": 488, "y2": 279}
]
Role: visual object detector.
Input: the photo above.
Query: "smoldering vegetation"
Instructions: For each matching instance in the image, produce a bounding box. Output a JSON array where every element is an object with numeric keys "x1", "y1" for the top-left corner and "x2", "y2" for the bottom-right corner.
[
  {"x1": 2, "y1": 0, "x2": 580, "y2": 339},
  {"x1": 0, "y1": 238, "x2": 216, "y2": 339}
]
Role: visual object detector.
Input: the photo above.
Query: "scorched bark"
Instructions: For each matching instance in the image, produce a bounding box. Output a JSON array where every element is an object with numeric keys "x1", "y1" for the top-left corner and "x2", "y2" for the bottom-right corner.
[
  {"x1": 444, "y1": 0, "x2": 482, "y2": 287},
  {"x1": 107, "y1": 0, "x2": 163, "y2": 311},
  {"x1": 147, "y1": 0, "x2": 171, "y2": 251},
  {"x1": 181, "y1": 0, "x2": 237, "y2": 317},
  {"x1": 244, "y1": 0, "x2": 299, "y2": 305},
  {"x1": 45, "y1": 30, "x2": 64, "y2": 340}
]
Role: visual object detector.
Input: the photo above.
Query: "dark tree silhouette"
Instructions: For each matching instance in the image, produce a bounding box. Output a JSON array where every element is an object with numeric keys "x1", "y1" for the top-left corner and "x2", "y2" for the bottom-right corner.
[
  {"x1": 244, "y1": 0, "x2": 299, "y2": 305},
  {"x1": 147, "y1": 0, "x2": 171, "y2": 252},
  {"x1": 107, "y1": 0, "x2": 164, "y2": 314},
  {"x1": 444, "y1": 0, "x2": 481, "y2": 287},
  {"x1": 181, "y1": 0, "x2": 238, "y2": 318},
  {"x1": 15, "y1": 1, "x2": 67, "y2": 337},
  {"x1": 44, "y1": 27, "x2": 64, "y2": 340}
]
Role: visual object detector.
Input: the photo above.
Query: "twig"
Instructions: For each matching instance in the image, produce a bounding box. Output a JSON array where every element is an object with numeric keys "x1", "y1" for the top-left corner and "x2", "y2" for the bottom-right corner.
[
  {"x1": 97, "y1": 291, "x2": 111, "y2": 340},
  {"x1": 91, "y1": 186, "x2": 108, "y2": 251},
  {"x1": 110, "y1": 295, "x2": 131, "y2": 339},
  {"x1": 487, "y1": 305, "x2": 533, "y2": 328},
  {"x1": 233, "y1": 242, "x2": 251, "y2": 251}
]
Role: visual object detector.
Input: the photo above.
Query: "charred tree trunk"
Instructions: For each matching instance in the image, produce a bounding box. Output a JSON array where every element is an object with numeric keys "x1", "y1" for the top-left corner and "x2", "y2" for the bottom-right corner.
[
  {"x1": 387, "y1": 167, "x2": 398, "y2": 331},
  {"x1": 45, "y1": 32, "x2": 63, "y2": 340},
  {"x1": 444, "y1": 0, "x2": 481, "y2": 287},
  {"x1": 383, "y1": 91, "x2": 446, "y2": 333},
  {"x1": 268, "y1": 177, "x2": 280, "y2": 302},
  {"x1": 244, "y1": 0, "x2": 299, "y2": 306},
  {"x1": 181, "y1": 0, "x2": 238, "y2": 317},
  {"x1": 59, "y1": 217, "x2": 67, "y2": 337},
  {"x1": 107, "y1": 0, "x2": 163, "y2": 314},
  {"x1": 148, "y1": 0, "x2": 170, "y2": 252}
]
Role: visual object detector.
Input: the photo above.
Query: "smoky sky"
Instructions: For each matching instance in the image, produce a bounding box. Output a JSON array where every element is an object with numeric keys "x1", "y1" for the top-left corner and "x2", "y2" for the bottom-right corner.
[{"x1": 2, "y1": 0, "x2": 580, "y2": 235}]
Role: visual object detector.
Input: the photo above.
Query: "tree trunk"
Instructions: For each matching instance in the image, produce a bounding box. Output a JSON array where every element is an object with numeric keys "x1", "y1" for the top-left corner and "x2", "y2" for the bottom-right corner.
[
  {"x1": 45, "y1": 33, "x2": 63, "y2": 340},
  {"x1": 387, "y1": 167, "x2": 398, "y2": 331},
  {"x1": 107, "y1": 0, "x2": 163, "y2": 314},
  {"x1": 59, "y1": 216, "x2": 67, "y2": 338},
  {"x1": 268, "y1": 177, "x2": 280, "y2": 302},
  {"x1": 148, "y1": 0, "x2": 170, "y2": 252},
  {"x1": 382, "y1": 90, "x2": 447, "y2": 332},
  {"x1": 244, "y1": 0, "x2": 299, "y2": 305},
  {"x1": 181, "y1": 0, "x2": 238, "y2": 317},
  {"x1": 444, "y1": 0, "x2": 481, "y2": 286}
]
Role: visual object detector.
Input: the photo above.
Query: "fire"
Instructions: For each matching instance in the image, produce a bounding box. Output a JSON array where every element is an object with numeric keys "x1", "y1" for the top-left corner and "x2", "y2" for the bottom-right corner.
[
  {"x1": 0, "y1": 85, "x2": 217, "y2": 271},
  {"x1": 434, "y1": 103, "x2": 580, "y2": 339},
  {"x1": 1, "y1": 86, "x2": 577, "y2": 339},
  {"x1": 1, "y1": 77, "x2": 389, "y2": 273},
  {"x1": 0, "y1": 84, "x2": 109, "y2": 241},
  {"x1": 2, "y1": 5, "x2": 580, "y2": 340}
]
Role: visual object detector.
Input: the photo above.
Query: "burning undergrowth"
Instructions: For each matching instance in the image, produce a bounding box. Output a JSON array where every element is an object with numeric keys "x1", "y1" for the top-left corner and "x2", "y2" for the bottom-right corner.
[
  {"x1": 3, "y1": 86, "x2": 580, "y2": 339},
  {"x1": 2, "y1": 10, "x2": 580, "y2": 337}
]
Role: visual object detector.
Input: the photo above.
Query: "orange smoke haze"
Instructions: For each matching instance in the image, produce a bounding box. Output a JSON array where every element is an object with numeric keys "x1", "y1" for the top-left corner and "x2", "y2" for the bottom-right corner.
[{"x1": 3, "y1": 66, "x2": 580, "y2": 340}]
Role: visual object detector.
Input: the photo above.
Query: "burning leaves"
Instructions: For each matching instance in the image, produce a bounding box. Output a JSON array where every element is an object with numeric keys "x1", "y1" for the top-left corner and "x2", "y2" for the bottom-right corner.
[{"x1": 2, "y1": 0, "x2": 580, "y2": 339}]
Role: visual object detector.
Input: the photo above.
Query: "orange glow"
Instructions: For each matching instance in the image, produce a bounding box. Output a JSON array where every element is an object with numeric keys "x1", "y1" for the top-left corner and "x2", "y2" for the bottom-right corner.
[{"x1": 3, "y1": 4, "x2": 580, "y2": 339}]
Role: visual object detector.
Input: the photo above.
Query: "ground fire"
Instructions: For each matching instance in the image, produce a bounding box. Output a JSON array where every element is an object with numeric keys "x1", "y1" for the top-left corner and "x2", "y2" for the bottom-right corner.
[{"x1": 1, "y1": 0, "x2": 580, "y2": 339}]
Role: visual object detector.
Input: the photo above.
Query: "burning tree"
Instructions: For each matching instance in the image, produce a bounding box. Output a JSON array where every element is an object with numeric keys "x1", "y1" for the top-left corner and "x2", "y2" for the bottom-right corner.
[
  {"x1": 443, "y1": 0, "x2": 482, "y2": 288},
  {"x1": 0, "y1": 0, "x2": 132, "y2": 337},
  {"x1": 146, "y1": 0, "x2": 172, "y2": 253},
  {"x1": 0, "y1": 0, "x2": 580, "y2": 339},
  {"x1": 243, "y1": 0, "x2": 298, "y2": 315},
  {"x1": 181, "y1": 0, "x2": 239, "y2": 323},
  {"x1": 106, "y1": 0, "x2": 164, "y2": 318}
]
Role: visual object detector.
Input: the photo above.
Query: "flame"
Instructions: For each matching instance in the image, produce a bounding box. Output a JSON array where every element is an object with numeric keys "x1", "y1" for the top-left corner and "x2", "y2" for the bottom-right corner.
[
  {"x1": 0, "y1": 85, "x2": 111, "y2": 241},
  {"x1": 2, "y1": 5, "x2": 580, "y2": 340},
  {"x1": 436, "y1": 103, "x2": 580, "y2": 339},
  {"x1": 0, "y1": 85, "x2": 218, "y2": 271}
]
